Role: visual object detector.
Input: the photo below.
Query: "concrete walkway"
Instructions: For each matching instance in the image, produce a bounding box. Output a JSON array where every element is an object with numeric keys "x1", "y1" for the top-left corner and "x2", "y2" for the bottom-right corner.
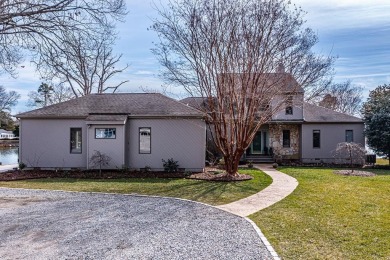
[
  {"x1": 0, "y1": 164, "x2": 18, "y2": 173},
  {"x1": 217, "y1": 164, "x2": 298, "y2": 217}
]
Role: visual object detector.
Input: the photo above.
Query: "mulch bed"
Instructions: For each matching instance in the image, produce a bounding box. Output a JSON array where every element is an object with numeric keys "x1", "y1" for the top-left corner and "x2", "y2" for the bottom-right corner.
[
  {"x1": 0, "y1": 167, "x2": 253, "y2": 182},
  {"x1": 0, "y1": 169, "x2": 191, "y2": 181},
  {"x1": 188, "y1": 168, "x2": 253, "y2": 181},
  {"x1": 333, "y1": 170, "x2": 376, "y2": 177}
]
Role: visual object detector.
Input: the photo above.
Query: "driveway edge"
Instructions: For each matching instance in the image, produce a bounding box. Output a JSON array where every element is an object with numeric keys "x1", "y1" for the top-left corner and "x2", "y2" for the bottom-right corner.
[{"x1": 245, "y1": 218, "x2": 281, "y2": 260}]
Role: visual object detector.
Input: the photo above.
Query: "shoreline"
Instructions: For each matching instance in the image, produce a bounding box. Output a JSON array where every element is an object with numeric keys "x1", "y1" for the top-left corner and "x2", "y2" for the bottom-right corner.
[{"x1": 0, "y1": 140, "x2": 19, "y2": 147}]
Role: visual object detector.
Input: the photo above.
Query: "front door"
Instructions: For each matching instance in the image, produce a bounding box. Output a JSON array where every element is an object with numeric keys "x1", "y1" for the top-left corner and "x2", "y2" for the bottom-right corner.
[
  {"x1": 250, "y1": 131, "x2": 268, "y2": 154},
  {"x1": 251, "y1": 132, "x2": 262, "y2": 154}
]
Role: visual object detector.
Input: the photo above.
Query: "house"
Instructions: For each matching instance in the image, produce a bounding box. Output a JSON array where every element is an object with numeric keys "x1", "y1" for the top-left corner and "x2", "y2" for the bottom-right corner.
[
  {"x1": 16, "y1": 93, "x2": 206, "y2": 171},
  {"x1": 0, "y1": 129, "x2": 15, "y2": 139},
  {"x1": 181, "y1": 74, "x2": 365, "y2": 164}
]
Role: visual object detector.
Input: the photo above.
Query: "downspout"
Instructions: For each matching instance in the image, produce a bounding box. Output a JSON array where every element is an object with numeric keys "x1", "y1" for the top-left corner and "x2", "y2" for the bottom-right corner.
[
  {"x1": 18, "y1": 120, "x2": 22, "y2": 165},
  {"x1": 86, "y1": 123, "x2": 90, "y2": 169}
]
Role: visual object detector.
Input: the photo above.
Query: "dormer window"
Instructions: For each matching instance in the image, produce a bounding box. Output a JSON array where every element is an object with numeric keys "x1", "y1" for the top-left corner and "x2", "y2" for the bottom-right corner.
[{"x1": 286, "y1": 106, "x2": 293, "y2": 115}]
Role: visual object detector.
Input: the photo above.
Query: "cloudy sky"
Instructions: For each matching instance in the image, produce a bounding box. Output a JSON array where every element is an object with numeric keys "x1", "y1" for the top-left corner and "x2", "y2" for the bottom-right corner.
[{"x1": 2, "y1": 0, "x2": 390, "y2": 113}]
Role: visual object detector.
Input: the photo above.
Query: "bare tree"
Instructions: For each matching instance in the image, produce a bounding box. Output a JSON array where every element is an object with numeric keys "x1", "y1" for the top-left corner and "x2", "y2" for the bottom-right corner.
[
  {"x1": 0, "y1": 0, "x2": 126, "y2": 76},
  {"x1": 317, "y1": 81, "x2": 363, "y2": 115},
  {"x1": 27, "y1": 82, "x2": 74, "y2": 108},
  {"x1": 0, "y1": 86, "x2": 20, "y2": 111},
  {"x1": 36, "y1": 31, "x2": 128, "y2": 96},
  {"x1": 334, "y1": 142, "x2": 366, "y2": 170},
  {"x1": 89, "y1": 150, "x2": 111, "y2": 176},
  {"x1": 152, "y1": 0, "x2": 335, "y2": 178}
]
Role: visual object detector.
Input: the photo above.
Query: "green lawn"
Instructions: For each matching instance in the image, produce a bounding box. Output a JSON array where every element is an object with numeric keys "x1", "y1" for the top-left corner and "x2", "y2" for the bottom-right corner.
[
  {"x1": 0, "y1": 168, "x2": 272, "y2": 206},
  {"x1": 250, "y1": 167, "x2": 390, "y2": 260},
  {"x1": 376, "y1": 158, "x2": 389, "y2": 165}
]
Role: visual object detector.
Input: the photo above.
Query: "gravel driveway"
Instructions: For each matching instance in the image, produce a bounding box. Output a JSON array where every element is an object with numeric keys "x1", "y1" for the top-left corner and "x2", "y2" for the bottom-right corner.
[{"x1": 0, "y1": 188, "x2": 272, "y2": 259}]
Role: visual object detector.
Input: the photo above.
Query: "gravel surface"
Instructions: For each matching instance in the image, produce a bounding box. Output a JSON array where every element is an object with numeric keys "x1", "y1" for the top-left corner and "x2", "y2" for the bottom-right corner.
[{"x1": 0, "y1": 188, "x2": 272, "y2": 259}]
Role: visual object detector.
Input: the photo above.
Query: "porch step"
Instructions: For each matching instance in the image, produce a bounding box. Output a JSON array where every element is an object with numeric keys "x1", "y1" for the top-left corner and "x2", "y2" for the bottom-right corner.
[{"x1": 245, "y1": 156, "x2": 274, "y2": 163}]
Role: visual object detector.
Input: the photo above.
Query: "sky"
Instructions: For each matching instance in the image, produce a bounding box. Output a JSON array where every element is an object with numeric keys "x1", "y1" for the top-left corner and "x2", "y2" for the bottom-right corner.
[{"x1": 2, "y1": 0, "x2": 390, "y2": 114}]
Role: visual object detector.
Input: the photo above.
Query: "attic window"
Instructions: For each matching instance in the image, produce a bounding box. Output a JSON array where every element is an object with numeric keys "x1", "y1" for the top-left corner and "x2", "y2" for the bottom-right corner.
[{"x1": 285, "y1": 106, "x2": 293, "y2": 115}]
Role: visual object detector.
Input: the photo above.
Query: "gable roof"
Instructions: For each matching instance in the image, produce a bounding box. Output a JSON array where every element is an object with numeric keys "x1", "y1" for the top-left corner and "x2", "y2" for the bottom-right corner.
[
  {"x1": 16, "y1": 93, "x2": 203, "y2": 119},
  {"x1": 303, "y1": 102, "x2": 363, "y2": 123}
]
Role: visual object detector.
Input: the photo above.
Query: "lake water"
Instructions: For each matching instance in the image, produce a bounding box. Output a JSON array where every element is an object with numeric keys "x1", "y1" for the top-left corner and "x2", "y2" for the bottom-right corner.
[{"x1": 0, "y1": 147, "x2": 19, "y2": 165}]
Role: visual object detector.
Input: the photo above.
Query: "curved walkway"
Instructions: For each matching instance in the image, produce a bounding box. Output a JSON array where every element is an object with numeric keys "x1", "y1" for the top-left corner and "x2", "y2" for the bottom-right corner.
[{"x1": 217, "y1": 164, "x2": 298, "y2": 217}]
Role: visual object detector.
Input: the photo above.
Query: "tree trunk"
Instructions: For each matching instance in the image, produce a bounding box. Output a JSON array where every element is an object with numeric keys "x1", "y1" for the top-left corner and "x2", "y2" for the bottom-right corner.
[{"x1": 223, "y1": 150, "x2": 244, "y2": 178}]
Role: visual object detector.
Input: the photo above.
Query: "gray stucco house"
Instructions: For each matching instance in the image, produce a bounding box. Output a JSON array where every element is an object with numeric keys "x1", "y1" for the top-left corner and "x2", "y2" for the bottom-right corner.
[
  {"x1": 181, "y1": 76, "x2": 365, "y2": 164},
  {"x1": 16, "y1": 93, "x2": 206, "y2": 171}
]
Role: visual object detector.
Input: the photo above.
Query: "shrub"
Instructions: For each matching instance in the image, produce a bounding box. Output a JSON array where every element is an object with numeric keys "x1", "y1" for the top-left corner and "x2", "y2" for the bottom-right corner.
[
  {"x1": 247, "y1": 160, "x2": 253, "y2": 168},
  {"x1": 162, "y1": 158, "x2": 179, "y2": 172},
  {"x1": 89, "y1": 150, "x2": 111, "y2": 176},
  {"x1": 272, "y1": 163, "x2": 278, "y2": 169},
  {"x1": 19, "y1": 162, "x2": 26, "y2": 170}
]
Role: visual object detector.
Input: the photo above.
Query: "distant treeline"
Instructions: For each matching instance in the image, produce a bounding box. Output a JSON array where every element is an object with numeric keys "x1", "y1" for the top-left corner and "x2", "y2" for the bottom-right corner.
[{"x1": 0, "y1": 139, "x2": 19, "y2": 147}]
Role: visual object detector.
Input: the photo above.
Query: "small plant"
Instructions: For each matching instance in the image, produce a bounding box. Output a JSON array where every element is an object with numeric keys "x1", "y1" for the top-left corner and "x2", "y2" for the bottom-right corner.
[
  {"x1": 89, "y1": 150, "x2": 111, "y2": 176},
  {"x1": 272, "y1": 163, "x2": 278, "y2": 169},
  {"x1": 247, "y1": 160, "x2": 253, "y2": 168},
  {"x1": 143, "y1": 165, "x2": 152, "y2": 172},
  {"x1": 162, "y1": 158, "x2": 179, "y2": 172},
  {"x1": 118, "y1": 164, "x2": 130, "y2": 172},
  {"x1": 184, "y1": 170, "x2": 192, "y2": 177},
  {"x1": 18, "y1": 162, "x2": 26, "y2": 170},
  {"x1": 333, "y1": 142, "x2": 366, "y2": 171},
  {"x1": 217, "y1": 158, "x2": 225, "y2": 169}
]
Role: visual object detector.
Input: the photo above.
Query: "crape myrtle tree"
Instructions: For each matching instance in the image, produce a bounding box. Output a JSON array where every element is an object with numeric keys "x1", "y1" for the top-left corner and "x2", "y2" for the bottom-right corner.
[
  {"x1": 0, "y1": 0, "x2": 127, "y2": 95},
  {"x1": 362, "y1": 84, "x2": 390, "y2": 164},
  {"x1": 152, "y1": 0, "x2": 334, "y2": 179}
]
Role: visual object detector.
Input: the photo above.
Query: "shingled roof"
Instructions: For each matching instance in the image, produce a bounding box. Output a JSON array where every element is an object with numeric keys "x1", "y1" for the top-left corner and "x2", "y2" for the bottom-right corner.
[
  {"x1": 180, "y1": 97, "x2": 363, "y2": 123},
  {"x1": 16, "y1": 93, "x2": 203, "y2": 119},
  {"x1": 303, "y1": 102, "x2": 363, "y2": 123}
]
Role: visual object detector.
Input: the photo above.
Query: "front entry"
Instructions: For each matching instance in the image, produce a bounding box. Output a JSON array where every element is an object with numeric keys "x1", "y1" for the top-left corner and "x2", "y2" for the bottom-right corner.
[{"x1": 250, "y1": 131, "x2": 268, "y2": 155}]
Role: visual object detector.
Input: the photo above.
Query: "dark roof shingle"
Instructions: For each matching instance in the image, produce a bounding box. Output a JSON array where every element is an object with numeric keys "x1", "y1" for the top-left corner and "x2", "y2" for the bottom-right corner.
[
  {"x1": 303, "y1": 102, "x2": 363, "y2": 123},
  {"x1": 16, "y1": 93, "x2": 203, "y2": 119}
]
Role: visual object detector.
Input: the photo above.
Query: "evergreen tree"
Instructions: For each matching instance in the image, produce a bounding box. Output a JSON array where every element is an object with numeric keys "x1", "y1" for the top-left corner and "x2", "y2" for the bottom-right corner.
[{"x1": 362, "y1": 84, "x2": 390, "y2": 164}]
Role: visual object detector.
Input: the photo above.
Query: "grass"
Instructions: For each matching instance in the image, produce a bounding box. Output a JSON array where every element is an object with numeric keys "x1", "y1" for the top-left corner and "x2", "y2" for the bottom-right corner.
[
  {"x1": 250, "y1": 167, "x2": 390, "y2": 260},
  {"x1": 376, "y1": 158, "x2": 389, "y2": 166},
  {"x1": 0, "y1": 168, "x2": 272, "y2": 206}
]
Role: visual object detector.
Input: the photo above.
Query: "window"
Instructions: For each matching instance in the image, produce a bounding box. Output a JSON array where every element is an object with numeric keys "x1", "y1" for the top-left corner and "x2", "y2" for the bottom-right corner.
[
  {"x1": 285, "y1": 106, "x2": 293, "y2": 115},
  {"x1": 139, "y1": 127, "x2": 151, "y2": 154},
  {"x1": 345, "y1": 130, "x2": 354, "y2": 142},
  {"x1": 282, "y1": 130, "x2": 290, "y2": 148},
  {"x1": 70, "y1": 128, "x2": 82, "y2": 153},
  {"x1": 95, "y1": 128, "x2": 116, "y2": 139},
  {"x1": 313, "y1": 130, "x2": 320, "y2": 148}
]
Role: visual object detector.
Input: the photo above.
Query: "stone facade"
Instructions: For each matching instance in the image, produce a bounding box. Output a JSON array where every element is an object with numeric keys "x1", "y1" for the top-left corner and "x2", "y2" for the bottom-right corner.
[{"x1": 269, "y1": 124, "x2": 300, "y2": 159}]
